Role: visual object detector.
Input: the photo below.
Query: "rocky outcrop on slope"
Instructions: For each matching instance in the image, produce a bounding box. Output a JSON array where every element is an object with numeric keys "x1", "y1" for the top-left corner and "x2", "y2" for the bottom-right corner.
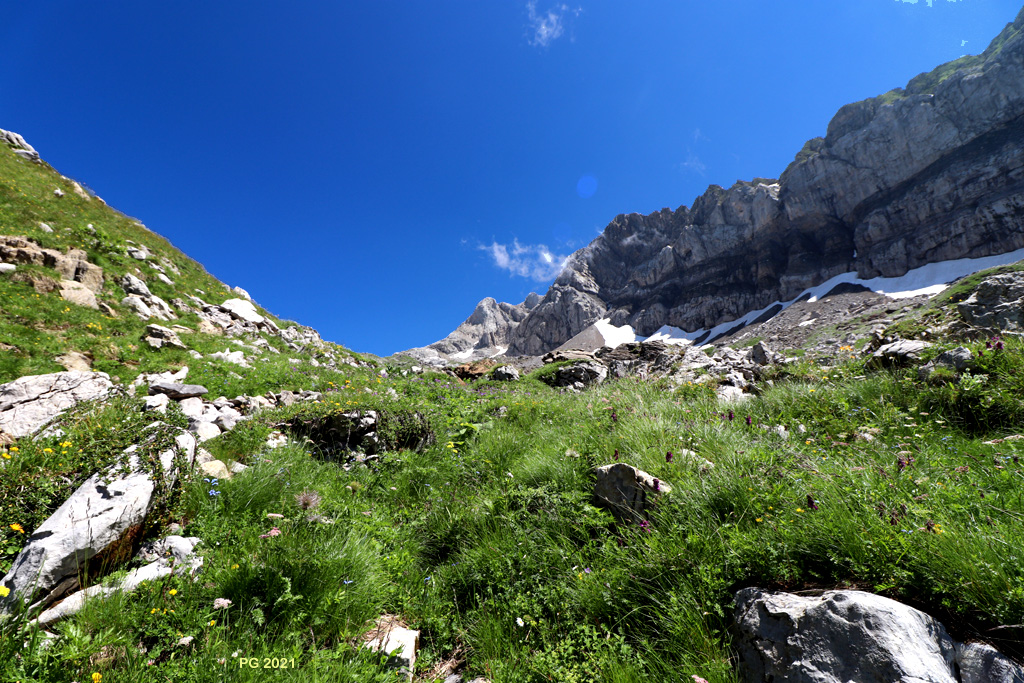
[
  {"x1": 470, "y1": 8, "x2": 1024, "y2": 356},
  {"x1": 407, "y1": 293, "x2": 541, "y2": 364}
]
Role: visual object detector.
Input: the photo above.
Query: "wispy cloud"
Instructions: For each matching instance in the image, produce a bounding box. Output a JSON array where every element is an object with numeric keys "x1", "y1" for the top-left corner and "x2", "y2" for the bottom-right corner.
[
  {"x1": 895, "y1": 0, "x2": 961, "y2": 7},
  {"x1": 680, "y1": 150, "x2": 707, "y2": 176},
  {"x1": 482, "y1": 239, "x2": 569, "y2": 281},
  {"x1": 693, "y1": 128, "x2": 710, "y2": 143},
  {"x1": 526, "y1": 2, "x2": 581, "y2": 47}
]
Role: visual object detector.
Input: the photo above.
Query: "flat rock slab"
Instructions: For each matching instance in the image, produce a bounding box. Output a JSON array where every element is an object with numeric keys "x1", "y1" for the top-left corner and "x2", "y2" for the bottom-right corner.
[
  {"x1": 149, "y1": 382, "x2": 208, "y2": 399},
  {"x1": 0, "y1": 371, "x2": 112, "y2": 439}
]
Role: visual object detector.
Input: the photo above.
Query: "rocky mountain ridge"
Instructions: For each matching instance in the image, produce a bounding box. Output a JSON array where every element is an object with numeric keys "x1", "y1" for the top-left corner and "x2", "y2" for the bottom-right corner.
[{"x1": 416, "y1": 6, "x2": 1024, "y2": 361}]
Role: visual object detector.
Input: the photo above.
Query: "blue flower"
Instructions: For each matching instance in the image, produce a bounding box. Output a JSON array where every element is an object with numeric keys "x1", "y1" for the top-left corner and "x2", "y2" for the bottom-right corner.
[{"x1": 209, "y1": 490, "x2": 221, "y2": 497}]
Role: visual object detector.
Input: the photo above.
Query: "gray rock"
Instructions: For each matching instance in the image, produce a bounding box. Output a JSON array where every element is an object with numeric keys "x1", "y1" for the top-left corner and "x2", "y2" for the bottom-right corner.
[
  {"x1": 544, "y1": 361, "x2": 608, "y2": 390},
  {"x1": 956, "y1": 642, "x2": 1024, "y2": 683},
  {"x1": 191, "y1": 421, "x2": 222, "y2": 442},
  {"x1": 0, "y1": 371, "x2": 112, "y2": 439},
  {"x1": 366, "y1": 622, "x2": 419, "y2": 682},
  {"x1": 178, "y1": 397, "x2": 205, "y2": 419},
  {"x1": 143, "y1": 323, "x2": 187, "y2": 350},
  {"x1": 0, "y1": 430, "x2": 196, "y2": 608},
  {"x1": 1, "y1": 128, "x2": 40, "y2": 162},
  {"x1": 593, "y1": 462, "x2": 671, "y2": 522},
  {"x1": 144, "y1": 393, "x2": 170, "y2": 414},
  {"x1": 219, "y1": 298, "x2": 264, "y2": 324},
  {"x1": 869, "y1": 339, "x2": 933, "y2": 369},
  {"x1": 149, "y1": 382, "x2": 208, "y2": 400},
  {"x1": 231, "y1": 286, "x2": 251, "y2": 300},
  {"x1": 209, "y1": 349, "x2": 250, "y2": 367},
  {"x1": 38, "y1": 222, "x2": 53, "y2": 233},
  {"x1": 119, "y1": 273, "x2": 152, "y2": 297},
  {"x1": 491, "y1": 365, "x2": 520, "y2": 381},
  {"x1": 0, "y1": 236, "x2": 103, "y2": 292},
  {"x1": 748, "y1": 341, "x2": 778, "y2": 366},
  {"x1": 733, "y1": 588, "x2": 958, "y2": 682},
  {"x1": 59, "y1": 280, "x2": 98, "y2": 309},
  {"x1": 958, "y1": 271, "x2": 1024, "y2": 331},
  {"x1": 199, "y1": 459, "x2": 230, "y2": 479},
  {"x1": 0, "y1": 263, "x2": 15, "y2": 274},
  {"x1": 918, "y1": 346, "x2": 975, "y2": 380}
]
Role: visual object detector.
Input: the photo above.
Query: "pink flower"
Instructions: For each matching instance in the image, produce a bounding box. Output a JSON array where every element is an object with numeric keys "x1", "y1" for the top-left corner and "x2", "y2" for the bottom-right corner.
[
  {"x1": 259, "y1": 527, "x2": 282, "y2": 539},
  {"x1": 213, "y1": 598, "x2": 233, "y2": 610}
]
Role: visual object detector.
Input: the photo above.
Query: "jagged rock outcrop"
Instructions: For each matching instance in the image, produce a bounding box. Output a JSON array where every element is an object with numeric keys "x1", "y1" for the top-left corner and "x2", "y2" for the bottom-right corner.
[
  {"x1": 1, "y1": 128, "x2": 40, "y2": 162},
  {"x1": 435, "y1": 8, "x2": 1024, "y2": 358},
  {"x1": 407, "y1": 293, "x2": 541, "y2": 364}
]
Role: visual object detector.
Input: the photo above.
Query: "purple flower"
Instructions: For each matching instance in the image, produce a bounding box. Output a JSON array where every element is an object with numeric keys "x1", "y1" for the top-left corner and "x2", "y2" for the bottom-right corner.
[
  {"x1": 996, "y1": 340, "x2": 1004, "y2": 350},
  {"x1": 584, "y1": 567, "x2": 591, "y2": 574},
  {"x1": 611, "y1": 411, "x2": 618, "y2": 422},
  {"x1": 745, "y1": 415, "x2": 752, "y2": 426},
  {"x1": 728, "y1": 410, "x2": 734, "y2": 421},
  {"x1": 806, "y1": 494, "x2": 819, "y2": 511},
  {"x1": 639, "y1": 520, "x2": 651, "y2": 533},
  {"x1": 613, "y1": 449, "x2": 619, "y2": 461},
  {"x1": 666, "y1": 451, "x2": 673, "y2": 463},
  {"x1": 652, "y1": 478, "x2": 660, "y2": 492}
]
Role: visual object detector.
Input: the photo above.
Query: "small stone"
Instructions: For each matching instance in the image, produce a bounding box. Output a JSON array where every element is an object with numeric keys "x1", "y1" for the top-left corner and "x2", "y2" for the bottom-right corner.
[
  {"x1": 199, "y1": 459, "x2": 230, "y2": 479},
  {"x1": 191, "y1": 421, "x2": 222, "y2": 442},
  {"x1": 149, "y1": 382, "x2": 209, "y2": 400}
]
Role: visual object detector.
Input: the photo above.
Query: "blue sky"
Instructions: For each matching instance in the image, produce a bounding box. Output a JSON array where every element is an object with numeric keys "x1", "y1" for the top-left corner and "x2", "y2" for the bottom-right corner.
[{"x1": 1, "y1": 1, "x2": 1020, "y2": 355}]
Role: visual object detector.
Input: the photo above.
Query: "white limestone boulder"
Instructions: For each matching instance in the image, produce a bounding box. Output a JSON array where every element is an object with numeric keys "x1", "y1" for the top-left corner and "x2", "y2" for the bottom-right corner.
[{"x1": 0, "y1": 371, "x2": 112, "y2": 439}]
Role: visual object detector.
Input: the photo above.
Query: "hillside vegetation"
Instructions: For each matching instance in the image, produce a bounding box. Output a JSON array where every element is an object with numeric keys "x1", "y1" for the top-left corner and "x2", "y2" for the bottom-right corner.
[{"x1": 2, "y1": 139, "x2": 1024, "y2": 681}]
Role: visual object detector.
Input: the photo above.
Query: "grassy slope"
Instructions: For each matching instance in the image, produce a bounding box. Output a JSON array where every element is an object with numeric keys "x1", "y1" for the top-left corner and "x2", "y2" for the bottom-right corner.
[{"x1": 2, "y1": 141, "x2": 1024, "y2": 681}]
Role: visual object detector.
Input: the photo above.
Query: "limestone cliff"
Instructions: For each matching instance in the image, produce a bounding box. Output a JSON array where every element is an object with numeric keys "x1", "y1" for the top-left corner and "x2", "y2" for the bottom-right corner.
[{"x1": 439, "y1": 7, "x2": 1024, "y2": 358}]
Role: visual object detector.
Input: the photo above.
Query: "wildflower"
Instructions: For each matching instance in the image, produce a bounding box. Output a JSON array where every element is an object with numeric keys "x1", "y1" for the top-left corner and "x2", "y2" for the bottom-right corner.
[
  {"x1": 9, "y1": 523, "x2": 24, "y2": 534},
  {"x1": 666, "y1": 451, "x2": 673, "y2": 463},
  {"x1": 267, "y1": 513, "x2": 285, "y2": 519},
  {"x1": 796, "y1": 508, "x2": 804, "y2": 513},
  {"x1": 208, "y1": 490, "x2": 220, "y2": 496},
  {"x1": 693, "y1": 676, "x2": 710, "y2": 683},
  {"x1": 209, "y1": 620, "x2": 216, "y2": 626},
  {"x1": 806, "y1": 494, "x2": 819, "y2": 511},
  {"x1": 259, "y1": 527, "x2": 282, "y2": 539},
  {"x1": 231, "y1": 563, "x2": 239, "y2": 569},
  {"x1": 652, "y1": 478, "x2": 661, "y2": 492},
  {"x1": 1, "y1": 452, "x2": 8, "y2": 459},
  {"x1": 755, "y1": 518, "x2": 763, "y2": 523},
  {"x1": 584, "y1": 567, "x2": 591, "y2": 574},
  {"x1": 9, "y1": 447, "x2": 16, "y2": 452},
  {"x1": 613, "y1": 449, "x2": 619, "y2": 461},
  {"x1": 0, "y1": 586, "x2": 10, "y2": 597},
  {"x1": 43, "y1": 447, "x2": 53, "y2": 453},
  {"x1": 745, "y1": 416, "x2": 752, "y2": 426},
  {"x1": 728, "y1": 410, "x2": 734, "y2": 421},
  {"x1": 151, "y1": 608, "x2": 157, "y2": 614},
  {"x1": 92, "y1": 674, "x2": 103, "y2": 683},
  {"x1": 213, "y1": 598, "x2": 233, "y2": 610},
  {"x1": 639, "y1": 520, "x2": 651, "y2": 533},
  {"x1": 169, "y1": 589, "x2": 178, "y2": 596},
  {"x1": 342, "y1": 579, "x2": 353, "y2": 585},
  {"x1": 516, "y1": 617, "x2": 524, "y2": 627}
]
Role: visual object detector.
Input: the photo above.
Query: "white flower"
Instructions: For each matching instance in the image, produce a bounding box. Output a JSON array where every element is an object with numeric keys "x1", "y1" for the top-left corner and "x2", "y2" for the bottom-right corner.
[
  {"x1": 516, "y1": 617, "x2": 524, "y2": 627},
  {"x1": 213, "y1": 598, "x2": 233, "y2": 610}
]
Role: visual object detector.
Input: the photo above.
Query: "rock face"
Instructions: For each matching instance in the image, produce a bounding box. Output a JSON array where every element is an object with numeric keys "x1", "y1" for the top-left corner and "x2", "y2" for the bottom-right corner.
[
  {"x1": 732, "y1": 588, "x2": 1024, "y2": 683},
  {"x1": 0, "y1": 236, "x2": 104, "y2": 293},
  {"x1": 406, "y1": 294, "x2": 541, "y2": 364},
  {"x1": 1, "y1": 128, "x2": 40, "y2": 162},
  {"x1": 0, "y1": 371, "x2": 113, "y2": 440},
  {"x1": 428, "y1": 8, "x2": 1024, "y2": 357}
]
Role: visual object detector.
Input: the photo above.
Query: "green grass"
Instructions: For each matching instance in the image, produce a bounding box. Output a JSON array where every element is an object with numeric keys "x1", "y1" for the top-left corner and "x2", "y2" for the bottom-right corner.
[{"x1": 4, "y1": 333, "x2": 1024, "y2": 681}]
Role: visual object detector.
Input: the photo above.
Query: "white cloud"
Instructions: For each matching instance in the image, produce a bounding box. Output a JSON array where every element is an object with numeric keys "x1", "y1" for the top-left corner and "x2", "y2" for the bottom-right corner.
[
  {"x1": 896, "y1": 0, "x2": 962, "y2": 7},
  {"x1": 693, "y1": 128, "x2": 710, "y2": 143},
  {"x1": 482, "y1": 239, "x2": 569, "y2": 281},
  {"x1": 680, "y1": 150, "x2": 707, "y2": 176},
  {"x1": 526, "y1": 2, "x2": 581, "y2": 47}
]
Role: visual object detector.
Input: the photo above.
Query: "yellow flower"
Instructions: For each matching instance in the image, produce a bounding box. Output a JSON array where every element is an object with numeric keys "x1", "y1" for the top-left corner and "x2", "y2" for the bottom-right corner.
[
  {"x1": 9, "y1": 447, "x2": 17, "y2": 452},
  {"x1": 0, "y1": 586, "x2": 10, "y2": 597},
  {"x1": 795, "y1": 508, "x2": 804, "y2": 513},
  {"x1": 1, "y1": 453, "x2": 9, "y2": 460},
  {"x1": 43, "y1": 448, "x2": 53, "y2": 453},
  {"x1": 151, "y1": 608, "x2": 157, "y2": 614},
  {"x1": 169, "y1": 589, "x2": 177, "y2": 596},
  {"x1": 755, "y1": 518, "x2": 763, "y2": 523},
  {"x1": 93, "y1": 673, "x2": 103, "y2": 683},
  {"x1": 232, "y1": 564, "x2": 239, "y2": 570},
  {"x1": 10, "y1": 523, "x2": 24, "y2": 534},
  {"x1": 209, "y1": 620, "x2": 216, "y2": 626}
]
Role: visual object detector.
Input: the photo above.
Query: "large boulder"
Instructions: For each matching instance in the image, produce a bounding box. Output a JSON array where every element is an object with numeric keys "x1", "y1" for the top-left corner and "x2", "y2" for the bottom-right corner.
[
  {"x1": 732, "y1": 588, "x2": 1024, "y2": 683},
  {"x1": 542, "y1": 361, "x2": 608, "y2": 390},
  {"x1": 868, "y1": 339, "x2": 932, "y2": 369},
  {"x1": 0, "y1": 371, "x2": 113, "y2": 440},
  {"x1": 0, "y1": 236, "x2": 103, "y2": 292},
  {"x1": 0, "y1": 429, "x2": 197, "y2": 609}
]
